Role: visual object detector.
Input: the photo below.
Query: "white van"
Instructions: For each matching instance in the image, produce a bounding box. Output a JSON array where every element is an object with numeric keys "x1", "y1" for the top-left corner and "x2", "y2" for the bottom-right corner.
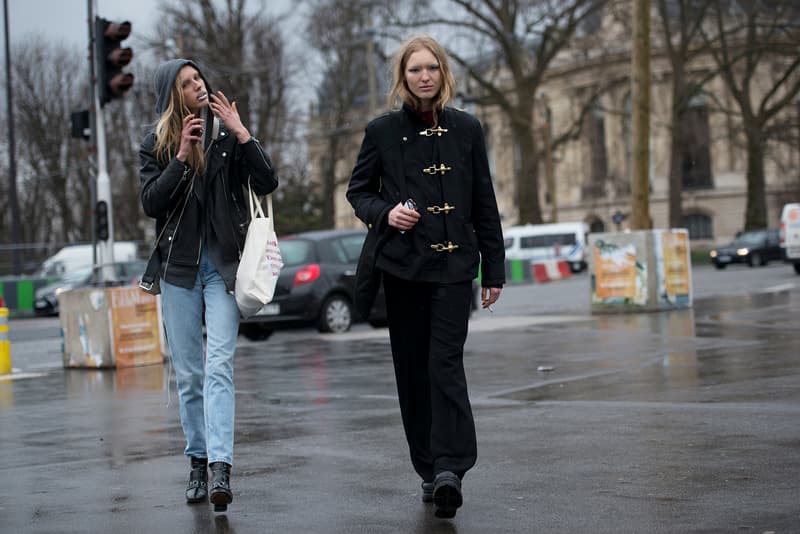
[
  {"x1": 779, "y1": 203, "x2": 800, "y2": 275},
  {"x1": 35, "y1": 241, "x2": 140, "y2": 278},
  {"x1": 503, "y1": 222, "x2": 590, "y2": 273}
]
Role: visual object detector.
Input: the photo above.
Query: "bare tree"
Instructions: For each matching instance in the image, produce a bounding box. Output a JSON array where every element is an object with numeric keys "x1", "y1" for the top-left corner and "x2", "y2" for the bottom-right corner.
[
  {"x1": 306, "y1": 0, "x2": 386, "y2": 227},
  {"x1": 655, "y1": 0, "x2": 715, "y2": 228},
  {"x1": 703, "y1": 0, "x2": 800, "y2": 230},
  {"x1": 10, "y1": 38, "x2": 92, "y2": 252},
  {"x1": 148, "y1": 0, "x2": 294, "y2": 161},
  {"x1": 382, "y1": 0, "x2": 607, "y2": 224}
]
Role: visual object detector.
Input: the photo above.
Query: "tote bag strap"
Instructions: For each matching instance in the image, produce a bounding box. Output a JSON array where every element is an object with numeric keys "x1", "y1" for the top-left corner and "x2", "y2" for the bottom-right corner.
[{"x1": 246, "y1": 179, "x2": 274, "y2": 231}]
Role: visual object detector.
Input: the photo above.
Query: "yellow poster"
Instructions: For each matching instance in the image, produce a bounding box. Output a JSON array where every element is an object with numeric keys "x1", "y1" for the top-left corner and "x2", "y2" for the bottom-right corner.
[
  {"x1": 662, "y1": 231, "x2": 690, "y2": 296},
  {"x1": 109, "y1": 287, "x2": 163, "y2": 368},
  {"x1": 594, "y1": 242, "x2": 637, "y2": 299}
]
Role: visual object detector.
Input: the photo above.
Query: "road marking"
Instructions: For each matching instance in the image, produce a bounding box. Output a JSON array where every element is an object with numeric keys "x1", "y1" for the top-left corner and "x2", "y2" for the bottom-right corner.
[{"x1": 0, "y1": 370, "x2": 49, "y2": 381}]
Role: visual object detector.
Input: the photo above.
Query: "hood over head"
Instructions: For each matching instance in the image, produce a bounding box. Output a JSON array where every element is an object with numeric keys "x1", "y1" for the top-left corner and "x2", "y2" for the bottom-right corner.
[{"x1": 153, "y1": 58, "x2": 213, "y2": 115}]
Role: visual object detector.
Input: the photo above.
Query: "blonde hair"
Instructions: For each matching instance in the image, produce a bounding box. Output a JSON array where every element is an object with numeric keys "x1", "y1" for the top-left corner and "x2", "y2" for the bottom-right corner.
[
  {"x1": 154, "y1": 73, "x2": 206, "y2": 175},
  {"x1": 388, "y1": 35, "x2": 456, "y2": 115}
]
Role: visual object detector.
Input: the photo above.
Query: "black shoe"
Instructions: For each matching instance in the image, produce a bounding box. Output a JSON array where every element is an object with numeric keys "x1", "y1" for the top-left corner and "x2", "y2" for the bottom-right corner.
[
  {"x1": 421, "y1": 481, "x2": 434, "y2": 503},
  {"x1": 209, "y1": 462, "x2": 233, "y2": 512},
  {"x1": 185, "y1": 457, "x2": 208, "y2": 504},
  {"x1": 433, "y1": 471, "x2": 462, "y2": 519}
]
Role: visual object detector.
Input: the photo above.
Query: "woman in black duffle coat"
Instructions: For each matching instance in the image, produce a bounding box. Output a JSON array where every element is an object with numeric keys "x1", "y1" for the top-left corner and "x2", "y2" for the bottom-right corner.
[{"x1": 346, "y1": 34, "x2": 505, "y2": 520}]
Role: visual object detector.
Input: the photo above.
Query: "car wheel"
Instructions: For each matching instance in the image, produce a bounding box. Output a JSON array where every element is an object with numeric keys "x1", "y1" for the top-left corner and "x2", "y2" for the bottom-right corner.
[
  {"x1": 318, "y1": 294, "x2": 353, "y2": 333},
  {"x1": 239, "y1": 323, "x2": 275, "y2": 341},
  {"x1": 794, "y1": 263, "x2": 800, "y2": 275},
  {"x1": 748, "y1": 253, "x2": 762, "y2": 267}
]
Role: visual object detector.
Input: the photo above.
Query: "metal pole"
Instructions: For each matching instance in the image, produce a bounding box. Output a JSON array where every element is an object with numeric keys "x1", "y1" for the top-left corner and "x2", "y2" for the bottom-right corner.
[
  {"x1": 91, "y1": 0, "x2": 115, "y2": 278},
  {"x1": 87, "y1": 0, "x2": 97, "y2": 269},
  {"x1": 4, "y1": 0, "x2": 22, "y2": 274}
]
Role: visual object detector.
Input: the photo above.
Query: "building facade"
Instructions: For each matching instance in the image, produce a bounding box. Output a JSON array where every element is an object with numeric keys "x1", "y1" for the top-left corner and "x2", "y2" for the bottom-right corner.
[{"x1": 307, "y1": 11, "x2": 800, "y2": 246}]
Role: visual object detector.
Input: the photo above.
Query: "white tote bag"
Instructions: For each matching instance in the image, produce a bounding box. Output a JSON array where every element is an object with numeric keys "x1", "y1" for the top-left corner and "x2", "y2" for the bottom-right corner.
[{"x1": 235, "y1": 186, "x2": 283, "y2": 318}]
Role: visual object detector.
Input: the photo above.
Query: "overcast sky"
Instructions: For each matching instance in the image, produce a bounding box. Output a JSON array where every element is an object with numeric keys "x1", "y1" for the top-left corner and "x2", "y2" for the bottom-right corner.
[{"x1": 3, "y1": 0, "x2": 162, "y2": 54}]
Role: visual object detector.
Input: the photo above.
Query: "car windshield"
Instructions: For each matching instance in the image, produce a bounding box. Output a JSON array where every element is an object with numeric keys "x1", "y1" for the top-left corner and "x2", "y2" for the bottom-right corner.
[
  {"x1": 59, "y1": 267, "x2": 93, "y2": 284},
  {"x1": 732, "y1": 232, "x2": 765, "y2": 246},
  {"x1": 278, "y1": 239, "x2": 313, "y2": 267}
]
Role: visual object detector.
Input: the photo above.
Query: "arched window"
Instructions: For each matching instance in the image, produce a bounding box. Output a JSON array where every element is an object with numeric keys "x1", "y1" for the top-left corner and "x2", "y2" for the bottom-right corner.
[
  {"x1": 679, "y1": 93, "x2": 713, "y2": 189},
  {"x1": 681, "y1": 212, "x2": 713, "y2": 239},
  {"x1": 582, "y1": 97, "x2": 608, "y2": 199},
  {"x1": 587, "y1": 216, "x2": 605, "y2": 233},
  {"x1": 622, "y1": 93, "x2": 632, "y2": 183}
]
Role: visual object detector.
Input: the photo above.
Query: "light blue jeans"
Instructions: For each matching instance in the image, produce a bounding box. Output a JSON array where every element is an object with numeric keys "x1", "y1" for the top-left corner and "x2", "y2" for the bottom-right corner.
[{"x1": 161, "y1": 250, "x2": 240, "y2": 466}]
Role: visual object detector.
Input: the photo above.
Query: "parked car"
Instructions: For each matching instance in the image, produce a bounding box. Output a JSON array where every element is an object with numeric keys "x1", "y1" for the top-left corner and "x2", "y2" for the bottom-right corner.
[
  {"x1": 238, "y1": 229, "x2": 370, "y2": 341},
  {"x1": 34, "y1": 260, "x2": 147, "y2": 316},
  {"x1": 238, "y1": 228, "x2": 479, "y2": 341},
  {"x1": 709, "y1": 229, "x2": 783, "y2": 269}
]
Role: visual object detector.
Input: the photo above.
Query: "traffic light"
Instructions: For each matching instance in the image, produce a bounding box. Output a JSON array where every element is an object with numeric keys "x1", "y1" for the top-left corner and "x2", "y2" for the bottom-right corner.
[
  {"x1": 94, "y1": 17, "x2": 134, "y2": 106},
  {"x1": 95, "y1": 201, "x2": 109, "y2": 241}
]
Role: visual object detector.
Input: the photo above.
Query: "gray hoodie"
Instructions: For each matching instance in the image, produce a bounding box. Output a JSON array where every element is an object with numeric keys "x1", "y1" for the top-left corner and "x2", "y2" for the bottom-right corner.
[{"x1": 153, "y1": 58, "x2": 212, "y2": 115}]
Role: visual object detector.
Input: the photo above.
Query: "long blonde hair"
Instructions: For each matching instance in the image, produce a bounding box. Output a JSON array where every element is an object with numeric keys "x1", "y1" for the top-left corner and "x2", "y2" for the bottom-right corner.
[
  {"x1": 388, "y1": 35, "x2": 456, "y2": 115},
  {"x1": 154, "y1": 74, "x2": 206, "y2": 175}
]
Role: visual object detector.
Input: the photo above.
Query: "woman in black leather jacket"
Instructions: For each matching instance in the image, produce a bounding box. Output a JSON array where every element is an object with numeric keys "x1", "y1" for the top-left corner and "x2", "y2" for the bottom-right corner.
[
  {"x1": 347, "y1": 36, "x2": 505, "y2": 519},
  {"x1": 139, "y1": 58, "x2": 277, "y2": 512}
]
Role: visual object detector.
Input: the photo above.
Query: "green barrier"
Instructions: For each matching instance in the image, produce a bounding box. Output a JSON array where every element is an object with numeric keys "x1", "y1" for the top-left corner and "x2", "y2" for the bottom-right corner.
[
  {"x1": 0, "y1": 277, "x2": 55, "y2": 318},
  {"x1": 505, "y1": 259, "x2": 533, "y2": 284}
]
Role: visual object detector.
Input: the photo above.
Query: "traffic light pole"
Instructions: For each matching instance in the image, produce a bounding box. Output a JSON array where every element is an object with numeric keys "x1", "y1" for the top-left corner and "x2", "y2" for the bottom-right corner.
[
  {"x1": 88, "y1": 0, "x2": 115, "y2": 279},
  {"x1": 94, "y1": 93, "x2": 115, "y2": 275}
]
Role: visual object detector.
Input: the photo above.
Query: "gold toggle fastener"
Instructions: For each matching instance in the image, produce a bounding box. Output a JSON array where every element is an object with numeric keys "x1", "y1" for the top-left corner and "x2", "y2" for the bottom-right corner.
[
  {"x1": 430, "y1": 241, "x2": 460, "y2": 253},
  {"x1": 419, "y1": 126, "x2": 448, "y2": 137},
  {"x1": 422, "y1": 164, "x2": 452, "y2": 176},
  {"x1": 426, "y1": 203, "x2": 456, "y2": 215}
]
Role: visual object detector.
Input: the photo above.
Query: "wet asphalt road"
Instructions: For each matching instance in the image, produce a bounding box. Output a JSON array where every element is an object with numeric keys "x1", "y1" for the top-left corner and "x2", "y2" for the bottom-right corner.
[{"x1": 1, "y1": 265, "x2": 799, "y2": 533}]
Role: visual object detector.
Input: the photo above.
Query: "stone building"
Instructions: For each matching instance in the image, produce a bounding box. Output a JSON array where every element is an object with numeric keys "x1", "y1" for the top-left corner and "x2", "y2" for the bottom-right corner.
[{"x1": 307, "y1": 9, "x2": 800, "y2": 246}]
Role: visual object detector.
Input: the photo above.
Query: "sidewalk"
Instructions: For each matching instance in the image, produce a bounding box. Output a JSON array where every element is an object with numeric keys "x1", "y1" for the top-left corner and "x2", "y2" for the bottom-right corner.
[{"x1": 1, "y1": 286, "x2": 798, "y2": 533}]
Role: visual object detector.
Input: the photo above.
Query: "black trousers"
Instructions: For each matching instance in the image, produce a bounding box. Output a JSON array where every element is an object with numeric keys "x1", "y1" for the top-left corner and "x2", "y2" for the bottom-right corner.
[{"x1": 382, "y1": 272, "x2": 477, "y2": 481}]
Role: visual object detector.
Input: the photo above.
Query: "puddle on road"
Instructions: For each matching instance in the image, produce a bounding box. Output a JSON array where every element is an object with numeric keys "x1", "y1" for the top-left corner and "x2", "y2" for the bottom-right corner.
[{"x1": 493, "y1": 289, "x2": 800, "y2": 403}]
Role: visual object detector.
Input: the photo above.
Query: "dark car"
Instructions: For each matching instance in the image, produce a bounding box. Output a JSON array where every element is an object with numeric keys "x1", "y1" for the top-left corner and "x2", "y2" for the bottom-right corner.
[
  {"x1": 34, "y1": 260, "x2": 148, "y2": 316},
  {"x1": 238, "y1": 228, "x2": 479, "y2": 341},
  {"x1": 710, "y1": 229, "x2": 783, "y2": 269},
  {"x1": 238, "y1": 229, "x2": 370, "y2": 341}
]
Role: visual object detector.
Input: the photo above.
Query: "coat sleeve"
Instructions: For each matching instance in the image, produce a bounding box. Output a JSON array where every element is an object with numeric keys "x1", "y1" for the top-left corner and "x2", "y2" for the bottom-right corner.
[
  {"x1": 139, "y1": 132, "x2": 193, "y2": 219},
  {"x1": 234, "y1": 137, "x2": 278, "y2": 196},
  {"x1": 346, "y1": 124, "x2": 393, "y2": 231},
  {"x1": 470, "y1": 119, "x2": 506, "y2": 287}
]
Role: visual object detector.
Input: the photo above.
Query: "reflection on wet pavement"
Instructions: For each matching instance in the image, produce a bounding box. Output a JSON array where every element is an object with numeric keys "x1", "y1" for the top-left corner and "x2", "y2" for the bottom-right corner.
[{"x1": 490, "y1": 289, "x2": 800, "y2": 403}]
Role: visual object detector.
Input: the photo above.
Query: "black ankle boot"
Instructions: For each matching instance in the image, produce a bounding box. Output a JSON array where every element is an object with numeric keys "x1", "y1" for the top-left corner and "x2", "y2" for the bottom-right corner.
[
  {"x1": 209, "y1": 462, "x2": 233, "y2": 512},
  {"x1": 185, "y1": 457, "x2": 208, "y2": 504}
]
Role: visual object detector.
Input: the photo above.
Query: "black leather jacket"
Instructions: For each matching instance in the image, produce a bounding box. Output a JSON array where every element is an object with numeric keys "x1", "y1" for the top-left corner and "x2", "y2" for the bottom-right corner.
[{"x1": 139, "y1": 125, "x2": 278, "y2": 292}]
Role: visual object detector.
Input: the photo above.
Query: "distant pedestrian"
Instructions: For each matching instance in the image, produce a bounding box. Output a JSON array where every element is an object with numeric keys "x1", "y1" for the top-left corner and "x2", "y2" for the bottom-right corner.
[
  {"x1": 347, "y1": 35, "x2": 505, "y2": 519},
  {"x1": 139, "y1": 59, "x2": 277, "y2": 511}
]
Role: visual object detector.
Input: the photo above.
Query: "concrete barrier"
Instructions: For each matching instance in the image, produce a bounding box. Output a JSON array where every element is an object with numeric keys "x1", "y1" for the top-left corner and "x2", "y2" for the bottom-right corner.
[
  {"x1": 532, "y1": 260, "x2": 572, "y2": 283},
  {"x1": 588, "y1": 229, "x2": 692, "y2": 313},
  {"x1": 60, "y1": 286, "x2": 165, "y2": 368}
]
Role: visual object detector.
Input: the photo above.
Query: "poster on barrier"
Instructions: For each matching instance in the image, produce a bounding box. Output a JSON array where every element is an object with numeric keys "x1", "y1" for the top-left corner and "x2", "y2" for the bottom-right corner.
[
  {"x1": 108, "y1": 287, "x2": 164, "y2": 368},
  {"x1": 592, "y1": 239, "x2": 646, "y2": 305},
  {"x1": 657, "y1": 230, "x2": 692, "y2": 305}
]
